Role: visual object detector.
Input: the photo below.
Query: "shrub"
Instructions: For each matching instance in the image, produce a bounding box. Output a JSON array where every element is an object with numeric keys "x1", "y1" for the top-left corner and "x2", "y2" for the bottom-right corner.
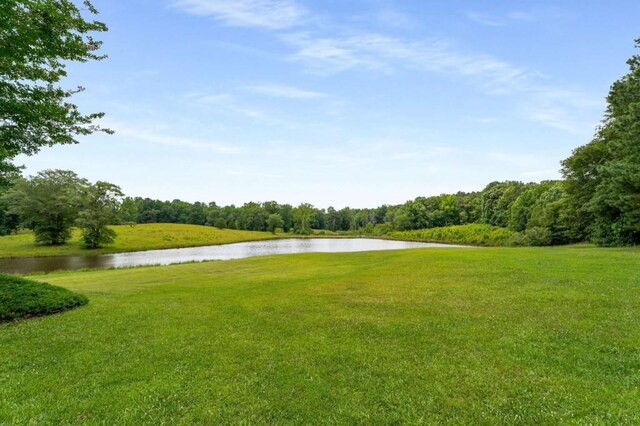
[
  {"x1": 374, "y1": 222, "x2": 394, "y2": 236},
  {"x1": 508, "y1": 232, "x2": 528, "y2": 247},
  {"x1": 523, "y1": 227, "x2": 552, "y2": 246},
  {"x1": 389, "y1": 224, "x2": 516, "y2": 246},
  {"x1": 0, "y1": 274, "x2": 88, "y2": 322}
]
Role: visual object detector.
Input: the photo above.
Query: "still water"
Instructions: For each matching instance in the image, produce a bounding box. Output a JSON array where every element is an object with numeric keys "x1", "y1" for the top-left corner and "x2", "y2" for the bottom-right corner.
[{"x1": 0, "y1": 238, "x2": 464, "y2": 274}]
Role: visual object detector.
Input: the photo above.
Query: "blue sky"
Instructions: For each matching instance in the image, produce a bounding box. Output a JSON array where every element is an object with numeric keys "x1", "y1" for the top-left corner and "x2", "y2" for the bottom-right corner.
[{"x1": 18, "y1": 0, "x2": 640, "y2": 208}]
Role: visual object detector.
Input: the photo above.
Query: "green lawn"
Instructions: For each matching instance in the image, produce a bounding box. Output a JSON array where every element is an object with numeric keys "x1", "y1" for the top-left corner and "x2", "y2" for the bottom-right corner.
[
  {"x1": 0, "y1": 223, "x2": 279, "y2": 258},
  {"x1": 1, "y1": 246, "x2": 639, "y2": 423}
]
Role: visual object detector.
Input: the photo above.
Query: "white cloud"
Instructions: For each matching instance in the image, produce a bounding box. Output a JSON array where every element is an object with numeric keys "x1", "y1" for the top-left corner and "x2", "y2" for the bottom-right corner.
[
  {"x1": 285, "y1": 30, "x2": 603, "y2": 133},
  {"x1": 465, "y1": 10, "x2": 537, "y2": 27},
  {"x1": 189, "y1": 92, "x2": 235, "y2": 104},
  {"x1": 186, "y1": 92, "x2": 269, "y2": 119},
  {"x1": 527, "y1": 108, "x2": 582, "y2": 133},
  {"x1": 283, "y1": 33, "x2": 384, "y2": 74},
  {"x1": 174, "y1": 2, "x2": 597, "y2": 134},
  {"x1": 243, "y1": 84, "x2": 326, "y2": 99},
  {"x1": 171, "y1": 0, "x2": 305, "y2": 29},
  {"x1": 522, "y1": 87, "x2": 602, "y2": 133},
  {"x1": 185, "y1": 91, "x2": 300, "y2": 127},
  {"x1": 369, "y1": 9, "x2": 420, "y2": 30},
  {"x1": 111, "y1": 121, "x2": 245, "y2": 154},
  {"x1": 464, "y1": 11, "x2": 504, "y2": 27},
  {"x1": 285, "y1": 32, "x2": 530, "y2": 92},
  {"x1": 508, "y1": 11, "x2": 535, "y2": 21}
]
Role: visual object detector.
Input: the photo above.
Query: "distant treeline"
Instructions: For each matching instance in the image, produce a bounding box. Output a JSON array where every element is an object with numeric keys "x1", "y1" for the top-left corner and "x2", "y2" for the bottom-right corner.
[
  {"x1": 0, "y1": 174, "x2": 634, "y2": 247},
  {"x1": 0, "y1": 176, "x2": 626, "y2": 246},
  {"x1": 86, "y1": 179, "x2": 570, "y2": 246}
]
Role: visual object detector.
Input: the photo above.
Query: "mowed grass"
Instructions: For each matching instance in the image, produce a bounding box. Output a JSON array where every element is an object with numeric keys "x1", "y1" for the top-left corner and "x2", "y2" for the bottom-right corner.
[
  {"x1": 0, "y1": 223, "x2": 278, "y2": 258},
  {"x1": 1, "y1": 246, "x2": 640, "y2": 423}
]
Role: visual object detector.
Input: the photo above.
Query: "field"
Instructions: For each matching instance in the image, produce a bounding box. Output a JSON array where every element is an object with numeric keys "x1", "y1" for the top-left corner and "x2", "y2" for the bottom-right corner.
[
  {"x1": 0, "y1": 224, "x2": 279, "y2": 258},
  {"x1": 2, "y1": 246, "x2": 639, "y2": 423}
]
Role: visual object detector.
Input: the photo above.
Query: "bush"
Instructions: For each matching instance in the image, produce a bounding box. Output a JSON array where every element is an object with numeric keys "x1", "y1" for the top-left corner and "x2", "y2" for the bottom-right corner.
[
  {"x1": 0, "y1": 274, "x2": 88, "y2": 322},
  {"x1": 389, "y1": 224, "x2": 516, "y2": 246},
  {"x1": 523, "y1": 227, "x2": 552, "y2": 246},
  {"x1": 374, "y1": 222, "x2": 394, "y2": 236}
]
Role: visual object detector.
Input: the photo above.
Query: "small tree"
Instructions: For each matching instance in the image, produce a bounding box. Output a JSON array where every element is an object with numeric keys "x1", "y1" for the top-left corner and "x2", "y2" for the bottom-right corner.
[
  {"x1": 266, "y1": 213, "x2": 284, "y2": 234},
  {"x1": 77, "y1": 181, "x2": 123, "y2": 248},
  {"x1": 3, "y1": 169, "x2": 86, "y2": 244},
  {"x1": 293, "y1": 203, "x2": 313, "y2": 234}
]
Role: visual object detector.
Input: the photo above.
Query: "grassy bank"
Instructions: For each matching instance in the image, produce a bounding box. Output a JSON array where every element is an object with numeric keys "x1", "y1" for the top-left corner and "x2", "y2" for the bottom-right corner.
[
  {"x1": 1, "y1": 246, "x2": 639, "y2": 423},
  {"x1": 0, "y1": 223, "x2": 279, "y2": 258}
]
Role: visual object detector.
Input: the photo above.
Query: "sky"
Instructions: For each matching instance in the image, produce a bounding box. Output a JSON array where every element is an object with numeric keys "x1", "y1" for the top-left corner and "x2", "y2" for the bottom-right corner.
[{"x1": 17, "y1": 0, "x2": 640, "y2": 208}]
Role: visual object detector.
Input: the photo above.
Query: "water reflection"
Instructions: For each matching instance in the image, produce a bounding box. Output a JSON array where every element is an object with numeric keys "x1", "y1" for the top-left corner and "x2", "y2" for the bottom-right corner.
[{"x1": 0, "y1": 238, "x2": 464, "y2": 275}]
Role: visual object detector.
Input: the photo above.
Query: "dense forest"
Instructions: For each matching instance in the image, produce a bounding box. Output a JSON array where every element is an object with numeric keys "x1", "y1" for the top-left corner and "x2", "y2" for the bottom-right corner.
[
  {"x1": 0, "y1": 176, "x2": 618, "y2": 247},
  {"x1": 102, "y1": 179, "x2": 573, "y2": 245}
]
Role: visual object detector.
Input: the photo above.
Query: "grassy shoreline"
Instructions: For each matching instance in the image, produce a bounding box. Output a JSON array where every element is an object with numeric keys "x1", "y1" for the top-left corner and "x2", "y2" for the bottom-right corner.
[
  {"x1": 0, "y1": 224, "x2": 451, "y2": 260},
  {"x1": 0, "y1": 223, "x2": 284, "y2": 259}
]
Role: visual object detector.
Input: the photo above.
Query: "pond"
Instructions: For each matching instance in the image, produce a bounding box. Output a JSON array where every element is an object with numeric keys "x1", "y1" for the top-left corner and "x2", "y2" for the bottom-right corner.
[{"x1": 0, "y1": 238, "x2": 465, "y2": 275}]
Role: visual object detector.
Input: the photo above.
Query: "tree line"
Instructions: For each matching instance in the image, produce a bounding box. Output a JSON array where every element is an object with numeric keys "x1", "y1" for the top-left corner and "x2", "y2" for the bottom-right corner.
[{"x1": 0, "y1": 174, "x2": 575, "y2": 247}]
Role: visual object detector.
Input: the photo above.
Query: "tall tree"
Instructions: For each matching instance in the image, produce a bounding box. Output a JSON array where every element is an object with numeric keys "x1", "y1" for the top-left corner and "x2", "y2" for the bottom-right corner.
[
  {"x1": 266, "y1": 213, "x2": 284, "y2": 234},
  {"x1": 3, "y1": 169, "x2": 86, "y2": 244},
  {"x1": 480, "y1": 181, "x2": 526, "y2": 227},
  {"x1": 0, "y1": 0, "x2": 111, "y2": 186},
  {"x1": 293, "y1": 203, "x2": 314, "y2": 235},
  {"x1": 237, "y1": 202, "x2": 267, "y2": 231},
  {"x1": 562, "y1": 38, "x2": 640, "y2": 245},
  {"x1": 77, "y1": 181, "x2": 123, "y2": 248}
]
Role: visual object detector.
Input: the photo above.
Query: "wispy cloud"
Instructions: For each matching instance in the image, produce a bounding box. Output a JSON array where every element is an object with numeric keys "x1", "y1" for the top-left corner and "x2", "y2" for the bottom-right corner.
[
  {"x1": 522, "y1": 87, "x2": 602, "y2": 133},
  {"x1": 465, "y1": 10, "x2": 537, "y2": 27},
  {"x1": 243, "y1": 84, "x2": 326, "y2": 99},
  {"x1": 186, "y1": 91, "x2": 271, "y2": 120},
  {"x1": 526, "y1": 108, "x2": 583, "y2": 133},
  {"x1": 351, "y1": 8, "x2": 420, "y2": 30},
  {"x1": 171, "y1": 0, "x2": 306, "y2": 29},
  {"x1": 184, "y1": 91, "x2": 301, "y2": 127},
  {"x1": 284, "y1": 33, "x2": 385, "y2": 74},
  {"x1": 284, "y1": 30, "x2": 602, "y2": 132},
  {"x1": 376, "y1": 8, "x2": 419, "y2": 29},
  {"x1": 172, "y1": 1, "x2": 596, "y2": 134},
  {"x1": 284, "y1": 32, "x2": 530, "y2": 92},
  {"x1": 508, "y1": 11, "x2": 535, "y2": 21},
  {"x1": 464, "y1": 11, "x2": 504, "y2": 27},
  {"x1": 111, "y1": 121, "x2": 246, "y2": 154}
]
